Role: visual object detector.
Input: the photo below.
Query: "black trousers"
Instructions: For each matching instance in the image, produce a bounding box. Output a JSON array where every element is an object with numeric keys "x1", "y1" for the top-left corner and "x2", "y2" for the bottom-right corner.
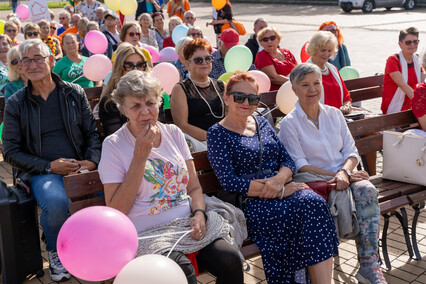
[{"x1": 164, "y1": 238, "x2": 244, "y2": 284}]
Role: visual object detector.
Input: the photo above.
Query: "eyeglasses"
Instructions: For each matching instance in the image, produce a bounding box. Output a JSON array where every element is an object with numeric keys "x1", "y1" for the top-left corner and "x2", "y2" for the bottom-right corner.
[
  {"x1": 50, "y1": 26, "x2": 57, "y2": 30},
  {"x1": 21, "y1": 56, "x2": 48, "y2": 66},
  {"x1": 59, "y1": 17, "x2": 66, "y2": 20},
  {"x1": 230, "y1": 91, "x2": 260, "y2": 106},
  {"x1": 11, "y1": 58, "x2": 19, "y2": 65},
  {"x1": 123, "y1": 61, "x2": 147, "y2": 71},
  {"x1": 188, "y1": 55, "x2": 213, "y2": 65},
  {"x1": 127, "y1": 32, "x2": 141, "y2": 37},
  {"x1": 404, "y1": 39, "x2": 420, "y2": 46},
  {"x1": 325, "y1": 28, "x2": 337, "y2": 34},
  {"x1": 260, "y1": 35, "x2": 277, "y2": 43},
  {"x1": 26, "y1": 31, "x2": 39, "y2": 37},
  {"x1": 191, "y1": 33, "x2": 202, "y2": 37},
  {"x1": 185, "y1": 17, "x2": 194, "y2": 19},
  {"x1": 5, "y1": 29, "x2": 17, "y2": 33}
]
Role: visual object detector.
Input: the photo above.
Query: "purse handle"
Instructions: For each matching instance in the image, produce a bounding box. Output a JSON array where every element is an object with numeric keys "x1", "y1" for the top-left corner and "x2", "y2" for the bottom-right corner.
[{"x1": 254, "y1": 116, "x2": 263, "y2": 179}]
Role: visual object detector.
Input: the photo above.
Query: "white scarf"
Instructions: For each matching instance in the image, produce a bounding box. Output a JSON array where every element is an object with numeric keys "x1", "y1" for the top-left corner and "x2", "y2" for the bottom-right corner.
[
  {"x1": 307, "y1": 59, "x2": 344, "y2": 104},
  {"x1": 387, "y1": 51, "x2": 421, "y2": 114}
]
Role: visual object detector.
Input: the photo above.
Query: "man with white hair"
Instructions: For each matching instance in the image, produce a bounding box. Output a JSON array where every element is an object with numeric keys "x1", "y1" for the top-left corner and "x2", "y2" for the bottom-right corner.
[
  {"x1": 2, "y1": 39, "x2": 101, "y2": 282},
  {"x1": 183, "y1": 10, "x2": 196, "y2": 26},
  {"x1": 245, "y1": 17, "x2": 268, "y2": 63},
  {"x1": 95, "y1": 6, "x2": 105, "y2": 27}
]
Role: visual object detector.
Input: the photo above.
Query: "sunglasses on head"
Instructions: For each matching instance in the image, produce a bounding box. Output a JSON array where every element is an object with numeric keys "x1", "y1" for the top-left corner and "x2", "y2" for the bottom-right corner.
[
  {"x1": 404, "y1": 39, "x2": 419, "y2": 46},
  {"x1": 127, "y1": 32, "x2": 141, "y2": 37},
  {"x1": 230, "y1": 91, "x2": 260, "y2": 106},
  {"x1": 26, "y1": 31, "x2": 39, "y2": 37},
  {"x1": 11, "y1": 58, "x2": 19, "y2": 65},
  {"x1": 189, "y1": 55, "x2": 213, "y2": 65},
  {"x1": 260, "y1": 35, "x2": 277, "y2": 43},
  {"x1": 123, "y1": 61, "x2": 147, "y2": 71}
]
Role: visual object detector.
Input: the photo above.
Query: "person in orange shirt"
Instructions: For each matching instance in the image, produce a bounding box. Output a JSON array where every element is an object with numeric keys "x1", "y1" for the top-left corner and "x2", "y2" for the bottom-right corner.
[
  {"x1": 59, "y1": 14, "x2": 81, "y2": 40},
  {"x1": 167, "y1": 0, "x2": 190, "y2": 20}
]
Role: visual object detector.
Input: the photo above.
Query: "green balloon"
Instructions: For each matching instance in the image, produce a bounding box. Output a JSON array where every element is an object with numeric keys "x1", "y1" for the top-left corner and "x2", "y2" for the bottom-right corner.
[
  {"x1": 224, "y1": 45, "x2": 253, "y2": 73},
  {"x1": 339, "y1": 66, "x2": 360, "y2": 81},
  {"x1": 218, "y1": 71, "x2": 234, "y2": 83},
  {"x1": 162, "y1": 92, "x2": 170, "y2": 109}
]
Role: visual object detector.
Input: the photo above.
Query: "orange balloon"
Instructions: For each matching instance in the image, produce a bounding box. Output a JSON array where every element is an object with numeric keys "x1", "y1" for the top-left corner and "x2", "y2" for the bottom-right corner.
[
  {"x1": 300, "y1": 41, "x2": 310, "y2": 63},
  {"x1": 212, "y1": 0, "x2": 226, "y2": 10}
]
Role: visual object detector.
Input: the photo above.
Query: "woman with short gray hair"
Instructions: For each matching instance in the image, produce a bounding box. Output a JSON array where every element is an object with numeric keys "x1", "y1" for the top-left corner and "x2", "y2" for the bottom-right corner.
[
  {"x1": 280, "y1": 63, "x2": 385, "y2": 284},
  {"x1": 306, "y1": 31, "x2": 352, "y2": 114},
  {"x1": 139, "y1": 13, "x2": 158, "y2": 49},
  {"x1": 98, "y1": 70, "x2": 244, "y2": 284}
]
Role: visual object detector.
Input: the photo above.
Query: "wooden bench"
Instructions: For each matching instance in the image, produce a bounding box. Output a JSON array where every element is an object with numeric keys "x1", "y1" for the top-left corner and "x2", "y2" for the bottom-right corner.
[{"x1": 347, "y1": 110, "x2": 426, "y2": 269}]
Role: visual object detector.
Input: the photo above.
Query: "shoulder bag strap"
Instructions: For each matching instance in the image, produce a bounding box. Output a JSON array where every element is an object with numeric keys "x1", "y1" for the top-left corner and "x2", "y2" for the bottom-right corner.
[{"x1": 254, "y1": 116, "x2": 263, "y2": 179}]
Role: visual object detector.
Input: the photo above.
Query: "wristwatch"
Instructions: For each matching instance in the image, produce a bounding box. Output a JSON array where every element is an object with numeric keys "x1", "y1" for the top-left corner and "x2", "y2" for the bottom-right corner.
[
  {"x1": 45, "y1": 163, "x2": 52, "y2": 174},
  {"x1": 340, "y1": 168, "x2": 352, "y2": 178}
]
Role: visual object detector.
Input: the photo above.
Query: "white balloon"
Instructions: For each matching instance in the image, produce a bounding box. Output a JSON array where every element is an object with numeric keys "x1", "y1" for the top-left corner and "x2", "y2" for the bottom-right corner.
[
  {"x1": 276, "y1": 81, "x2": 298, "y2": 114},
  {"x1": 114, "y1": 254, "x2": 188, "y2": 284}
]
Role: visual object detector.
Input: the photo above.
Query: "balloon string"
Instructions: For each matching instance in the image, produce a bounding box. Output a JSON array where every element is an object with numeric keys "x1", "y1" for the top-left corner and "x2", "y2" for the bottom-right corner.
[
  {"x1": 70, "y1": 75, "x2": 84, "y2": 83},
  {"x1": 137, "y1": 229, "x2": 193, "y2": 240},
  {"x1": 260, "y1": 105, "x2": 278, "y2": 117},
  {"x1": 166, "y1": 230, "x2": 193, "y2": 258}
]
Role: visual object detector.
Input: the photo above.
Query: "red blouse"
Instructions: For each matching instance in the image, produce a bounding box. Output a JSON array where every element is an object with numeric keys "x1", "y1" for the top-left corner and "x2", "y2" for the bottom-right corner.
[
  {"x1": 412, "y1": 82, "x2": 426, "y2": 130},
  {"x1": 381, "y1": 55, "x2": 418, "y2": 114},
  {"x1": 162, "y1": 37, "x2": 175, "y2": 48},
  {"x1": 254, "y1": 48, "x2": 297, "y2": 91},
  {"x1": 322, "y1": 69, "x2": 351, "y2": 109}
]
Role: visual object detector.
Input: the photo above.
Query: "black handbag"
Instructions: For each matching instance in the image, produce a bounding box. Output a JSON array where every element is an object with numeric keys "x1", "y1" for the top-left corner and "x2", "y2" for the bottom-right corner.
[{"x1": 216, "y1": 116, "x2": 263, "y2": 209}]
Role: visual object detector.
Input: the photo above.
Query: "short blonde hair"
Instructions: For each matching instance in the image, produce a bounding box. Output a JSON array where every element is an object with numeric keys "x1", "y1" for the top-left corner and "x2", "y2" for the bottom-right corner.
[
  {"x1": 306, "y1": 31, "x2": 338, "y2": 57},
  {"x1": 7, "y1": 46, "x2": 20, "y2": 82},
  {"x1": 257, "y1": 27, "x2": 282, "y2": 42}
]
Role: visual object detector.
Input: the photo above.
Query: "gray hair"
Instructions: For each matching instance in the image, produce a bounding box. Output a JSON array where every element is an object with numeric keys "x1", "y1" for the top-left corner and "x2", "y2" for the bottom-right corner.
[
  {"x1": 254, "y1": 18, "x2": 267, "y2": 27},
  {"x1": 184, "y1": 10, "x2": 195, "y2": 18},
  {"x1": 19, "y1": 39, "x2": 51, "y2": 58},
  {"x1": 289, "y1": 63, "x2": 322, "y2": 86},
  {"x1": 59, "y1": 10, "x2": 71, "y2": 19},
  {"x1": 139, "y1": 13, "x2": 152, "y2": 24},
  {"x1": 112, "y1": 70, "x2": 163, "y2": 113},
  {"x1": 87, "y1": 21, "x2": 99, "y2": 31},
  {"x1": 175, "y1": 36, "x2": 193, "y2": 53},
  {"x1": 96, "y1": 6, "x2": 105, "y2": 12}
]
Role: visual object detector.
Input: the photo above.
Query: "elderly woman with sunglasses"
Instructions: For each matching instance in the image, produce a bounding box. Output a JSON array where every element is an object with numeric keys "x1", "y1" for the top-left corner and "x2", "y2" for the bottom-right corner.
[
  {"x1": 118, "y1": 23, "x2": 153, "y2": 68},
  {"x1": 318, "y1": 21, "x2": 351, "y2": 71},
  {"x1": 170, "y1": 38, "x2": 225, "y2": 144},
  {"x1": 99, "y1": 43, "x2": 151, "y2": 137},
  {"x1": 4, "y1": 21, "x2": 19, "y2": 46},
  {"x1": 254, "y1": 27, "x2": 297, "y2": 91},
  {"x1": 3, "y1": 46, "x2": 27, "y2": 100},
  {"x1": 306, "y1": 31, "x2": 352, "y2": 115},
  {"x1": 381, "y1": 27, "x2": 423, "y2": 114},
  {"x1": 280, "y1": 63, "x2": 386, "y2": 284},
  {"x1": 207, "y1": 71, "x2": 338, "y2": 284}
]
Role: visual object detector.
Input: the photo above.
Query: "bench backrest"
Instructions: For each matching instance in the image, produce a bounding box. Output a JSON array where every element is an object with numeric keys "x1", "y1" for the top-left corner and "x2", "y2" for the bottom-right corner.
[
  {"x1": 84, "y1": 86, "x2": 103, "y2": 110},
  {"x1": 345, "y1": 74, "x2": 384, "y2": 103}
]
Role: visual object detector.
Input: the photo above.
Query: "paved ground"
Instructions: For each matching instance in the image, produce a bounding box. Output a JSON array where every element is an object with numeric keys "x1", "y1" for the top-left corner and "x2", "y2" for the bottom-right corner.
[{"x1": 1, "y1": 2, "x2": 426, "y2": 284}]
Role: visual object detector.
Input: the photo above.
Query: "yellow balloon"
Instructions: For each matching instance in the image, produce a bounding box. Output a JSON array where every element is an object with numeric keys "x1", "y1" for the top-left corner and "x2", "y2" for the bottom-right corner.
[
  {"x1": 119, "y1": 0, "x2": 138, "y2": 16},
  {"x1": 212, "y1": 0, "x2": 226, "y2": 10},
  {"x1": 105, "y1": 0, "x2": 120, "y2": 12},
  {"x1": 276, "y1": 81, "x2": 298, "y2": 114},
  {"x1": 0, "y1": 20, "x2": 5, "y2": 34},
  {"x1": 218, "y1": 71, "x2": 234, "y2": 83}
]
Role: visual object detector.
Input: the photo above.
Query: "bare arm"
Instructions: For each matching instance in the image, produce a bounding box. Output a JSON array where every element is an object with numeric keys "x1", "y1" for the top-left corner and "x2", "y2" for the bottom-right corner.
[
  {"x1": 260, "y1": 65, "x2": 289, "y2": 86},
  {"x1": 170, "y1": 84, "x2": 208, "y2": 141},
  {"x1": 389, "y1": 71, "x2": 415, "y2": 99},
  {"x1": 418, "y1": 114, "x2": 426, "y2": 130}
]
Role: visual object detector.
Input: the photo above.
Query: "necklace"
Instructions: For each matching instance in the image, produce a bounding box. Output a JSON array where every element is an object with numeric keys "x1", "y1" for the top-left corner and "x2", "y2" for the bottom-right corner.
[
  {"x1": 321, "y1": 66, "x2": 329, "y2": 74},
  {"x1": 189, "y1": 75, "x2": 210, "y2": 85},
  {"x1": 189, "y1": 77, "x2": 225, "y2": 119},
  {"x1": 306, "y1": 113, "x2": 319, "y2": 128}
]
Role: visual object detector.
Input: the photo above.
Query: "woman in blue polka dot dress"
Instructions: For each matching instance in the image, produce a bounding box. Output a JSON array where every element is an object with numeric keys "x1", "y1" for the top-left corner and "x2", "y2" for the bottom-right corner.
[{"x1": 207, "y1": 71, "x2": 339, "y2": 283}]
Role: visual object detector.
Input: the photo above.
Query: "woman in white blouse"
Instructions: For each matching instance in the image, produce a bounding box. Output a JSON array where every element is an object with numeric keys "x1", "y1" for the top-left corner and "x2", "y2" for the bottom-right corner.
[
  {"x1": 139, "y1": 13, "x2": 159, "y2": 49},
  {"x1": 279, "y1": 63, "x2": 387, "y2": 284}
]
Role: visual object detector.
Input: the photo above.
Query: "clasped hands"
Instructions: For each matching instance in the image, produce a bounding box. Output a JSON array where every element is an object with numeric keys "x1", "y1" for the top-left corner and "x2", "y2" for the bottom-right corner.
[
  {"x1": 51, "y1": 158, "x2": 96, "y2": 175},
  {"x1": 255, "y1": 177, "x2": 310, "y2": 199},
  {"x1": 328, "y1": 170, "x2": 369, "y2": 190}
]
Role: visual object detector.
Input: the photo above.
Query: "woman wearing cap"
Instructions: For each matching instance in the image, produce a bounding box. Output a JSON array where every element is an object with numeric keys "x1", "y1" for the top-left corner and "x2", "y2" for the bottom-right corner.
[
  {"x1": 318, "y1": 21, "x2": 351, "y2": 71},
  {"x1": 103, "y1": 12, "x2": 120, "y2": 51},
  {"x1": 171, "y1": 38, "x2": 225, "y2": 147},
  {"x1": 381, "y1": 27, "x2": 423, "y2": 114},
  {"x1": 254, "y1": 27, "x2": 297, "y2": 91}
]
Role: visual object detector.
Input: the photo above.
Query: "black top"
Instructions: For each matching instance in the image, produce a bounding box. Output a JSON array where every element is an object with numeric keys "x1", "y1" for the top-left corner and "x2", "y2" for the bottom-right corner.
[
  {"x1": 245, "y1": 34, "x2": 259, "y2": 64},
  {"x1": 31, "y1": 88, "x2": 79, "y2": 161},
  {"x1": 99, "y1": 96, "x2": 128, "y2": 137},
  {"x1": 178, "y1": 78, "x2": 225, "y2": 131},
  {"x1": 214, "y1": 4, "x2": 233, "y2": 34}
]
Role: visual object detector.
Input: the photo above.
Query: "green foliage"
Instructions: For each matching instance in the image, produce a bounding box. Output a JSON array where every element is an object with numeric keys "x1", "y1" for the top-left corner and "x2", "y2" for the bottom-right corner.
[{"x1": 0, "y1": 2, "x2": 67, "y2": 11}]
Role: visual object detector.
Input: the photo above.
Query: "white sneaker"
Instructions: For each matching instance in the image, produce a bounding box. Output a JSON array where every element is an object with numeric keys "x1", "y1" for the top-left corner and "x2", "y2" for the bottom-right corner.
[
  {"x1": 48, "y1": 250, "x2": 71, "y2": 282},
  {"x1": 355, "y1": 262, "x2": 387, "y2": 284}
]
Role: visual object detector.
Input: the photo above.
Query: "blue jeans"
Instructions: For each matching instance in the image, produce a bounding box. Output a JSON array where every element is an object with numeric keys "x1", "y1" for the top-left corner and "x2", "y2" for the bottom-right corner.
[
  {"x1": 11, "y1": 2, "x2": 18, "y2": 13},
  {"x1": 31, "y1": 174, "x2": 70, "y2": 251}
]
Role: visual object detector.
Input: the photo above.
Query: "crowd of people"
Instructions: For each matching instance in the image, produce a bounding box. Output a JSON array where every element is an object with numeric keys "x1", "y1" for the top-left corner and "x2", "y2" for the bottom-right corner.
[{"x1": 1, "y1": 1, "x2": 426, "y2": 284}]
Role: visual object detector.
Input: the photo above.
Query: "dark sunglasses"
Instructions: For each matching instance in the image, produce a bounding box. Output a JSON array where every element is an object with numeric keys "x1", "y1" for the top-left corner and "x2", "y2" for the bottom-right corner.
[
  {"x1": 260, "y1": 35, "x2": 277, "y2": 43},
  {"x1": 326, "y1": 28, "x2": 337, "y2": 34},
  {"x1": 231, "y1": 91, "x2": 260, "y2": 106},
  {"x1": 123, "y1": 61, "x2": 147, "y2": 71},
  {"x1": 191, "y1": 33, "x2": 202, "y2": 37},
  {"x1": 26, "y1": 31, "x2": 39, "y2": 37},
  {"x1": 59, "y1": 17, "x2": 66, "y2": 20},
  {"x1": 6, "y1": 29, "x2": 17, "y2": 33},
  {"x1": 11, "y1": 58, "x2": 19, "y2": 65},
  {"x1": 127, "y1": 32, "x2": 141, "y2": 37},
  {"x1": 50, "y1": 26, "x2": 57, "y2": 30},
  {"x1": 404, "y1": 39, "x2": 419, "y2": 46},
  {"x1": 189, "y1": 55, "x2": 213, "y2": 65}
]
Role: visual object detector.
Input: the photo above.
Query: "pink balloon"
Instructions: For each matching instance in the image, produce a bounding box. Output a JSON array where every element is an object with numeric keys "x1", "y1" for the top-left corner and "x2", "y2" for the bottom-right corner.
[
  {"x1": 85, "y1": 30, "x2": 108, "y2": 54},
  {"x1": 83, "y1": 54, "x2": 112, "y2": 81},
  {"x1": 152, "y1": 62, "x2": 180, "y2": 95},
  {"x1": 57, "y1": 206, "x2": 138, "y2": 281},
  {"x1": 144, "y1": 45, "x2": 159, "y2": 63},
  {"x1": 249, "y1": 70, "x2": 271, "y2": 93},
  {"x1": 159, "y1": 47, "x2": 178, "y2": 62},
  {"x1": 16, "y1": 4, "x2": 29, "y2": 20}
]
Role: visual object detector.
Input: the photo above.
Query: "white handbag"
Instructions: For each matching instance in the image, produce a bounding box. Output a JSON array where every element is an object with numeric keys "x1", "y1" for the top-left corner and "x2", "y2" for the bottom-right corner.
[{"x1": 383, "y1": 131, "x2": 426, "y2": 186}]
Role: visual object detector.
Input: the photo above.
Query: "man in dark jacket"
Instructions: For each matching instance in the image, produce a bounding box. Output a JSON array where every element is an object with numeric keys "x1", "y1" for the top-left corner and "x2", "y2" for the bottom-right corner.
[
  {"x1": 2, "y1": 39, "x2": 101, "y2": 282},
  {"x1": 245, "y1": 18, "x2": 268, "y2": 64}
]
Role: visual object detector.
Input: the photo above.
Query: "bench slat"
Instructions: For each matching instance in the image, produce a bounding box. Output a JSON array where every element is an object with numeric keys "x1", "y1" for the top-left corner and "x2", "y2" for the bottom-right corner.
[
  {"x1": 344, "y1": 74, "x2": 384, "y2": 90},
  {"x1": 63, "y1": 171, "x2": 103, "y2": 199},
  {"x1": 69, "y1": 196, "x2": 106, "y2": 215},
  {"x1": 350, "y1": 87, "x2": 382, "y2": 103},
  {"x1": 380, "y1": 196, "x2": 410, "y2": 215},
  {"x1": 408, "y1": 190, "x2": 426, "y2": 205},
  {"x1": 354, "y1": 134, "x2": 383, "y2": 156}
]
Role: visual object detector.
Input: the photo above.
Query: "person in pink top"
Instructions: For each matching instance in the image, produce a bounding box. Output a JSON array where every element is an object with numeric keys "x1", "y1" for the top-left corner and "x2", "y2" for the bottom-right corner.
[
  {"x1": 254, "y1": 27, "x2": 297, "y2": 91},
  {"x1": 381, "y1": 27, "x2": 423, "y2": 115},
  {"x1": 306, "y1": 31, "x2": 352, "y2": 114}
]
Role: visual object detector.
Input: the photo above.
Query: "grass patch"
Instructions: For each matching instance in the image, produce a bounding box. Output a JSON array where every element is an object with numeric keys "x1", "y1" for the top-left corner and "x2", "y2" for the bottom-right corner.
[{"x1": 0, "y1": 2, "x2": 67, "y2": 11}]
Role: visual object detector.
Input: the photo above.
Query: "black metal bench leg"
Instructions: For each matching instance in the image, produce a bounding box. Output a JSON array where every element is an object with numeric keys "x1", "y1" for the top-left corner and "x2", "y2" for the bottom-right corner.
[
  {"x1": 394, "y1": 208, "x2": 414, "y2": 259},
  {"x1": 411, "y1": 202, "x2": 425, "y2": 260},
  {"x1": 381, "y1": 213, "x2": 392, "y2": 270}
]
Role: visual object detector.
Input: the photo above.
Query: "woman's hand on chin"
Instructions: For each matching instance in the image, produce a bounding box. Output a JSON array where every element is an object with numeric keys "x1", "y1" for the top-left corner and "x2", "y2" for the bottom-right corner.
[{"x1": 133, "y1": 123, "x2": 159, "y2": 160}]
